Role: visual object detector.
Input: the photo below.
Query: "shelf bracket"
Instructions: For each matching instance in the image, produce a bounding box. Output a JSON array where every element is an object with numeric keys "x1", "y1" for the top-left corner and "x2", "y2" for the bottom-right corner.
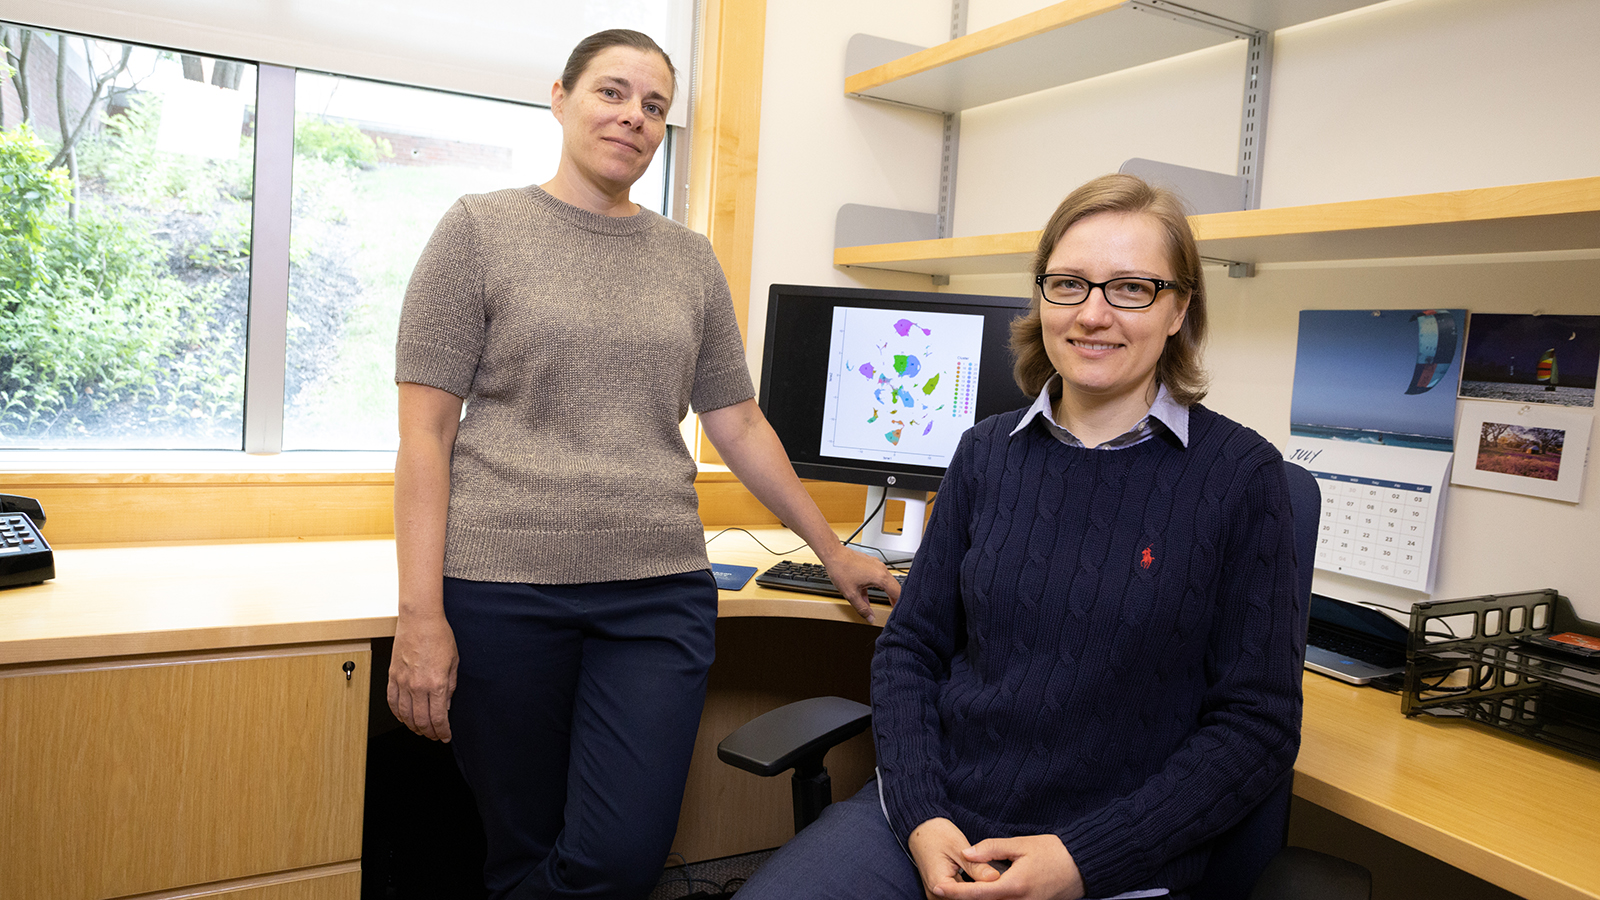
[
  {"x1": 1117, "y1": 159, "x2": 1252, "y2": 275},
  {"x1": 843, "y1": 3, "x2": 966, "y2": 286},
  {"x1": 1203, "y1": 257, "x2": 1257, "y2": 279},
  {"x1": 933, "y1": 0, "x2": 969, "y2": 285},
  {"x1": 1237, "y1": 29, "x2": 1273, "y2": 211},
  {"x1": 844, "y1": 34, "x2": 931, "y2": 110},
  {"x1": 839, "y1": 33, "x2": 948, "y2": 284},
  {"x1": 834, "y1": 204, "x2": 939, "y2": 251},
  {"x1": 1126, "y1": 0, "x2": 1256, "y2": 39},
  {"x1": 1114, "y1": 159, "x2": 1255, "y2": 275},
  {"x1": 1119, "y1": 158, "x2": 1247, "y2": 216},
  {"x1": 1122, "y1": 2, "x2": 1271, "y2": 277},
  {"x1": 1127, "y1": 1, "x2": 1273, "y2": 213}
]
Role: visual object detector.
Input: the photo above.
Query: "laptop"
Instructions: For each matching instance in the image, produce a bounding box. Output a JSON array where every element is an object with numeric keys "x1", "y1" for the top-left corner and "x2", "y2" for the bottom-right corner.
[{"x1": 1304, "y1": 593, "x2": 1409, "y2": 685}]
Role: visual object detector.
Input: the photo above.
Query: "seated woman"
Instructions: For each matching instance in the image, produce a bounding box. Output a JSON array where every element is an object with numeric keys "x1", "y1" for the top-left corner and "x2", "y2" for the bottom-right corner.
[{"x1": 734, "y1": 173, "x2": 1305, "y2": 900}]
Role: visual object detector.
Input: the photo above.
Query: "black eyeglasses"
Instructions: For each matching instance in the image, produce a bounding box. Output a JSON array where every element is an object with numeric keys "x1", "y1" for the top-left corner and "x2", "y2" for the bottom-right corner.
[{"x1": 1035, "y1": 274, "x2": 1182, "y2": 310}]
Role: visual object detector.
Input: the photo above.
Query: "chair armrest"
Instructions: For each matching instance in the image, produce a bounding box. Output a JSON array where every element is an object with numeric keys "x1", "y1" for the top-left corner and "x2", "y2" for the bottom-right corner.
[{"x1": 717, "y1": 696, "x2": 871, "y2": 777}]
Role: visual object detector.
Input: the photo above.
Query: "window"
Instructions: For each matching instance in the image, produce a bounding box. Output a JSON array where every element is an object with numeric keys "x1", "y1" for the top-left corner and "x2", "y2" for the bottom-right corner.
[
  {"x1": 1, "y1": 21, "x2": 674, "y2": 452},
  {"x1": 1, "y1": 26, "x2": 253, "y2": 448},
  {"x1": 283, "y1": 74, "x2": 670, "y2": 450}
]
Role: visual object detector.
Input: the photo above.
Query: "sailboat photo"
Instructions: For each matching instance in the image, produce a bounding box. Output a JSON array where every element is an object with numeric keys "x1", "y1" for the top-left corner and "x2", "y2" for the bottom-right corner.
[{"x1": 1538, "y1": 348, "x2": 1559, "y2": 392}]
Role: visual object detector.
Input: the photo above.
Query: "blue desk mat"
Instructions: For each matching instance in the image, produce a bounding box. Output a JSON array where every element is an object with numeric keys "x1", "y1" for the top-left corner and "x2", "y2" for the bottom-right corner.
[{"x1": 710, "y1": 562, "x2": 757, "y2": 591}]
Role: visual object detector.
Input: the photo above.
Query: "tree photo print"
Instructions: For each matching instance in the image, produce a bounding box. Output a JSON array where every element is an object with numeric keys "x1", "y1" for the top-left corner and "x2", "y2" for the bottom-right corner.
[
  {"x1": 1453, "y1": 400, "x2": 1592, "y2": 503},
  {"x1": 1475, "y1": 421, "x2": 1564, "y2": 482}
]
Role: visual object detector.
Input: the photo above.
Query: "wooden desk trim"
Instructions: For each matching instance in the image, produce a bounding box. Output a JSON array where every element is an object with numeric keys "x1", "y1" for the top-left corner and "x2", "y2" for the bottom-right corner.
[{"x1": 0, "y1": 534, "x2": 880, "y2": 666}]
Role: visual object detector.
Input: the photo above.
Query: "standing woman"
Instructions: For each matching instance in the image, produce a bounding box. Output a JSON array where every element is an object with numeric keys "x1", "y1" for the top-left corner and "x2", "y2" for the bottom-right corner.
[{"x1": 389, "y1": 30, "x2": 900, "y2": 900}]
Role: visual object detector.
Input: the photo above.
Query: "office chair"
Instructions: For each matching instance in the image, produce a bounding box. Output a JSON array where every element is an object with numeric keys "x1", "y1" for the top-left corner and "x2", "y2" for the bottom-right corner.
[{"x1": 719, "y1": 462, "x2": 1371, "y2": 900}]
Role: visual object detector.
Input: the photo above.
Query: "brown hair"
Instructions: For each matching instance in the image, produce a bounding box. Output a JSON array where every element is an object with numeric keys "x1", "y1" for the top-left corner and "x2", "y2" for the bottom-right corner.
[
  {"x1": 1009, "y1": 173, "x2": 1209, "y2": 406},
  {"x1": 561, "y1": 29, "x2": 677, "y2": 100}
]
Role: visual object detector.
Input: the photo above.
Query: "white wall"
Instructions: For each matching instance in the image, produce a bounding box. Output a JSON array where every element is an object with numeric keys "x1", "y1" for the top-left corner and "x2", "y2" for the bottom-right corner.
[
  {"x1": 751, "y1": 0, "x2": 1600, "y2": 621},
  {"x1": 745, "y1": 0, "x2": 949, "y2": 383},
  {"x1": 1262, "y1": 0, "x2": 1600, "y2": 206}
]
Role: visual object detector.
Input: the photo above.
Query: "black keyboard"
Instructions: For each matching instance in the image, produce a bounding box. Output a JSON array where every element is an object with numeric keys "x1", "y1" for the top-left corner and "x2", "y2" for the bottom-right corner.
[
  {"x1": 755, "y1": 560, "x2": 904, "y2": 605},
  {"x1": 1308, "y1": 624, "x2": 1405, "y2": 668}
]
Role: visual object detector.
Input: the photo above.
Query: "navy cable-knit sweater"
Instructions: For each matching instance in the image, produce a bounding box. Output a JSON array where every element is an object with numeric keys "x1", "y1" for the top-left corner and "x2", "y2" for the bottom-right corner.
[{"x1": 872, "y1": 404, "x2": 1305, "y2": 897}]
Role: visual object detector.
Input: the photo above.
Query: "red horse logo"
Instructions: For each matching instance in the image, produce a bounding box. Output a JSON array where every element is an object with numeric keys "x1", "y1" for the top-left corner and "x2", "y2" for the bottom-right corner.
[{"x1": 1140, "y1": 547, "x2": 1154, "y2": 569}]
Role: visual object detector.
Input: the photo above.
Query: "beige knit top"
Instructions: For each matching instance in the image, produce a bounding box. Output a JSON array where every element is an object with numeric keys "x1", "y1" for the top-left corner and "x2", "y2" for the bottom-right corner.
[{"x1": 395, "y1": 185, "x2": 754, "y2": 584}]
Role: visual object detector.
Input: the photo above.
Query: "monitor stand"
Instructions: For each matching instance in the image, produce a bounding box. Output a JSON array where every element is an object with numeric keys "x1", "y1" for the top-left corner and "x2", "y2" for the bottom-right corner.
[{"x1": 845, "y1": 486, "x2": 928, "y2": 566}]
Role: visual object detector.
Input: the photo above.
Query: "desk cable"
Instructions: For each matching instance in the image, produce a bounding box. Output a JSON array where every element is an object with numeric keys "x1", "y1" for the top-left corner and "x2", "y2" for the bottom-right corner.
[
  {"x1": 657, "y1": 852, "x2": 748, "y2": 898},
  {"x1": 704, "y1": 490, "x2": 915, "y2": 571},
  {"x1": 1354, "y1": 600, "x2": 1494, "y2": 694}
]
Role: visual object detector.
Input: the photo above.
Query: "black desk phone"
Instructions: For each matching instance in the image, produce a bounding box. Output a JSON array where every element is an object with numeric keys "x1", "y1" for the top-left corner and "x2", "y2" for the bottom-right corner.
[{"x1": 0, "y1": 494, "x2": 54, "y2": 587}]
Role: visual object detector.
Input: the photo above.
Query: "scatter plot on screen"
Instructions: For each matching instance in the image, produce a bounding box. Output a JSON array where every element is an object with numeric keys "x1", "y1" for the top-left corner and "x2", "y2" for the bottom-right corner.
[{"x1": 819, "y1": 307, "x2": 985, "y2": 467}]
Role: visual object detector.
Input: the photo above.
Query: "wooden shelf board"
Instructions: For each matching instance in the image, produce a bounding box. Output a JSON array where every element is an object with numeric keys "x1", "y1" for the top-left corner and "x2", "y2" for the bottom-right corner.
[
  {"x1": 1193, "y1": 177, "x2": 1600, "y2": 263},
  {"x1": 834, "y1": 231, "x2": 1038, "y2": 276},
  {"x1": 845, "y1": 0, "x2": 1376, "y2": 113},
  {"x1": 833, "y1": 178, "x2": 1600, "y2": 276}
]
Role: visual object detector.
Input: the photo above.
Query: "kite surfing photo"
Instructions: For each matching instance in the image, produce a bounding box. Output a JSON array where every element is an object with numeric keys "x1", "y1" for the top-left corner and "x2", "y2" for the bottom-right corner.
[{"x1": 1290, "y1": 309, "x2": 1469, "y2": 451}]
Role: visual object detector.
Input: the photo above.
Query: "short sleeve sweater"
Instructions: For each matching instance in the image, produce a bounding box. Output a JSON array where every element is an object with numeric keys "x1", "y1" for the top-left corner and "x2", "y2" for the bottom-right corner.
[
  {"x1": 394, "y1": 185, "x2": 754, "y2": 584},
  {"x1": 872, "y1": 405, "x2": 1306, "y2": 897}
]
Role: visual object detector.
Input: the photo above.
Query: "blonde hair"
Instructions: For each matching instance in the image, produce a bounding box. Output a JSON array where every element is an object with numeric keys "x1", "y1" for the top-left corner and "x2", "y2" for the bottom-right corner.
[{"x1": 1009, "y1": 173, "x2": 1209, "y2": 406}]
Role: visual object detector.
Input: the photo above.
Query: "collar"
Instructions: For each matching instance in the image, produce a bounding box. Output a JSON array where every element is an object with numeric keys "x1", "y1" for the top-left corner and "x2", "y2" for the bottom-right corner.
[{"x1": 1009, "y1": 376, "x2": 1190, "y2": 449}]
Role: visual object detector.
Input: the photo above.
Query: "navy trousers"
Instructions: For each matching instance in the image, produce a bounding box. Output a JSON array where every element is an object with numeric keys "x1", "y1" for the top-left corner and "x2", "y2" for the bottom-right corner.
[
  {"x1": 734, "y1": 780, "x2": 926, "y2": 899},
  {"x1": 737, "y1": 783, "x2": 1180, "y2": 900},
  {"x1": 443, "y1": 571, "x2": 718, "y2": 900}
]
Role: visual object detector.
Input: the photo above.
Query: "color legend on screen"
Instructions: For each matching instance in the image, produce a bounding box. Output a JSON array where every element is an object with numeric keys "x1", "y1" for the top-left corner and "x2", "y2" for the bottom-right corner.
[{"x1": 952, "y1": 360, "x2": 976, "y2": 417}]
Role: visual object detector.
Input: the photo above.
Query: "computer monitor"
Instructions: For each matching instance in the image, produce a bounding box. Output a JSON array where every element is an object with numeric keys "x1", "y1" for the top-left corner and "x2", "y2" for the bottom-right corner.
[{"x1": 758, "y1": 283, "x2": 1033, "y2": 562}]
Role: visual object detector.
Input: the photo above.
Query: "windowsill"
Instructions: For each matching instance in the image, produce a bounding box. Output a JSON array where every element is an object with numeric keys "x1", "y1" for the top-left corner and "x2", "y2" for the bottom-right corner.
[
  {"x1": 0, "y1": 450, "x2": 400, "y2": 480},
  {"x1": 0, "y1": 450, "x2": 736, "y2": 482}
]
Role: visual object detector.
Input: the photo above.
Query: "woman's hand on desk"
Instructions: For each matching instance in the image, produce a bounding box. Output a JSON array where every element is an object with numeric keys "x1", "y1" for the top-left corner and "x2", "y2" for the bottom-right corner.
[
  {"x1": 698, "y1": 398, "x2": 901, "y2": 622},
  {"x1": 816, "y1": 543, "x2": 902, "y2": 623},
  {"x1": 388, "y1": 612, "x2": 459, "y2": 742}
]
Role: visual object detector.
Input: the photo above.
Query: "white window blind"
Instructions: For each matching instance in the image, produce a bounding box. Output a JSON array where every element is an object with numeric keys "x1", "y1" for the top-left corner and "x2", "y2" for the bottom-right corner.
[{"x1": 3, "y1": 0, "x2": 695, "y2": 125}]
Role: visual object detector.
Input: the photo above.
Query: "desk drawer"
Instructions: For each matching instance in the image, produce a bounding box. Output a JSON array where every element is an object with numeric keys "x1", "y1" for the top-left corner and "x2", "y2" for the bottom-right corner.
[{"x1": 0, "y1": 643, "x2": 369, "y2": 900}]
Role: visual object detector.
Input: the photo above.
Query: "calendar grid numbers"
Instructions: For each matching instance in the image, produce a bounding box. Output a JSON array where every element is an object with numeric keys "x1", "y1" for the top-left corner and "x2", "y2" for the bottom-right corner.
[
  {"x1": 1312, "y1": 472, "x2": 1435, "y2": 586},
  {"x1": 1288, "y1": 435, "x2": 1453, "y2": 593}
]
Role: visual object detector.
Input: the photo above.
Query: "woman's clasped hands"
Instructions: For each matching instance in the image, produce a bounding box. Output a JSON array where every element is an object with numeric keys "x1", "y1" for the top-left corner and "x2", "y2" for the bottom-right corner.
[{"x1": 910, "y1": 818, "x2": 1087, "y2": 900}]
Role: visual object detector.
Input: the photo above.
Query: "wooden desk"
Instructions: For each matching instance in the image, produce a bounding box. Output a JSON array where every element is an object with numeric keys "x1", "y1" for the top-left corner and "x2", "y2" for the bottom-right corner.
[
  {"x1": 0, "y1": 532, "x2": 880, "y2": 899},
  {"x1": 1296, "y1": 672, "x2": 1600, "y2": 900},
  {"x1": 0, "y1": 530, "x2": 872, "y2": 667},
  {"x1": 5, "y1": 535, "x2": 1598, "y2": 899},
  {"x1": 0, "y1": 539, "x2": 386, "y2": 900}
]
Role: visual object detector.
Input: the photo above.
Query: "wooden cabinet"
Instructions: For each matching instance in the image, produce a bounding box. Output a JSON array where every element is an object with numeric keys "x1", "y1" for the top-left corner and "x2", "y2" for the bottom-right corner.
[
  {"x1": 0, "y1": 642, "x2": 370, "y2": 900},
  {"x1": 153, "y1": 868, "x2": 362, "y2": 900}
]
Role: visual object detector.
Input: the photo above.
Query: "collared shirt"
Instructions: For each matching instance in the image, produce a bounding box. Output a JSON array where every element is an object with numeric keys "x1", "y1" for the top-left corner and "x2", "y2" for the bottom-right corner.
[{"x1": 1008, "y1": 375, "x2": 1190, "y2": 449}]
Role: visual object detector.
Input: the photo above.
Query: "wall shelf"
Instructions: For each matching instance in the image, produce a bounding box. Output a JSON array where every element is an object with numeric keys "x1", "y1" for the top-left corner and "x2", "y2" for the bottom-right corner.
[
  {"x1": 833, "y1": 177, "x2": 1600, "y2": 276},
  {"x1": 845, "y1": 0, "x2": 1375, "y2": 113}
]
